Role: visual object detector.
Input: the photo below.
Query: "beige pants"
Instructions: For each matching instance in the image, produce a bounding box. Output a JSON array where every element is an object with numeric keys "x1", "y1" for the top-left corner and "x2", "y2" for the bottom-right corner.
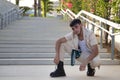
[{"x1": 59, "y1": 40, "x2": 100, "y2": 69}]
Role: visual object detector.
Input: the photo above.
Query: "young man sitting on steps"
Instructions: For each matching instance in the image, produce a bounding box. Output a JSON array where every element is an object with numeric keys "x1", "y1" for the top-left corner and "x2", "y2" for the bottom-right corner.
[{"x1": 50, "y1": 19, "x2": 100, "y2": 77}]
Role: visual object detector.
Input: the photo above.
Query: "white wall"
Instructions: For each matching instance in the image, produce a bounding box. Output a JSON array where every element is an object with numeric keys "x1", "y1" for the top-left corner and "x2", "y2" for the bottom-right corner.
[
  {"x1": 7, "y1": 0, "x2": 34, "y2": 8},
  {"x1": 8, "y1": 0, "x2": 59, "y2": 8}
]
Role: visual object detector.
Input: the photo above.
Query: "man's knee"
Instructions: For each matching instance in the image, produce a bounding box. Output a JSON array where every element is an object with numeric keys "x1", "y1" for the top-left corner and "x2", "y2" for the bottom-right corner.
[
  {"x1": 61, "y1": 41, "x2": 73, "y2": 53},
  {"x1": 90, "y1": 56, "x2": 101, "y2": 68}
]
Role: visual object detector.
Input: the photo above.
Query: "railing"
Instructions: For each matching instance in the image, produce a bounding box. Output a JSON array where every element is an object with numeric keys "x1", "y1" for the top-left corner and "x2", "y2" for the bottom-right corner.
[
  {"x1": 61, "y1": 8, "x2": 120, "y2": 60},
  {"x1": 0, "y1": 8, "x2": 24, "y2": 29},
  {"x1": 18, "y1": 8, "x2": 24, "y2": 19}
]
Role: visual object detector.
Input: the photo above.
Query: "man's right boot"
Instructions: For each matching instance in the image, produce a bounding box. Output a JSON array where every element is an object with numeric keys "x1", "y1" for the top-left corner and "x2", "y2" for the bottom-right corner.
[
  {"x1": 50, "y1": 61, "x2": 66, "y2": 77},
  {"x1": 87, "y1": 63, "x2": 95, "y2": 76}
]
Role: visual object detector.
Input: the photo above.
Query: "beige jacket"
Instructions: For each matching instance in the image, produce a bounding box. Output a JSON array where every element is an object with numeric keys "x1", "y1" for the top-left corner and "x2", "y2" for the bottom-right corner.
[{"x1": 64, "y1": 27, "x2": 98, "y2": 52}]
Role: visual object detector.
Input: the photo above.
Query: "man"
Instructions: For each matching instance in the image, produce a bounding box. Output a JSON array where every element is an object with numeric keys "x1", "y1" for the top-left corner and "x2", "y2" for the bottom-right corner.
[{"x1": 50, "y1": 19, "x2": 100, "y2": 77}]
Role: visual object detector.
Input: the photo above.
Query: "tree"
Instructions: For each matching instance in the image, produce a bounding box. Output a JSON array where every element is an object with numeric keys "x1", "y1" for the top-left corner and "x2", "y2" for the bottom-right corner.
[
  {"x1": 81, "y1": 0, "x2": 90, "y2": 12},
  {"x1": 16, "y1": 0, "x2": 19, "y2": 6},
  {"x1": 111, "y1": 0, "x2": 120, "y2": 23},
  {"x1": 34, "y1": 0, "x2": 37, "y2": 17},
  {"x1": 41, "y1": 0, "x2": 53, "y2": 17},
  {"x1": 71, "y1": 0, "x2": 82, "y2": 14},
  {"x1": 47, "y1": 1, "x2": 54, "y2": 12},
  {"x1": 95, "y1": 0, "x2": 112, "y2": 44},
  {"x1": 19, "y1": 6, "x2": 31, "y2": 16},
  {"x1": 38, "y1": 0, "x2": 41, "y2": 17}
]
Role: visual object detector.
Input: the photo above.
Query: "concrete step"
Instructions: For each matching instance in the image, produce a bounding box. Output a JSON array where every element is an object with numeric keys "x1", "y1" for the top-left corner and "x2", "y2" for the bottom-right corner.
[
  {"x1": 101, "y1": 59, "x2": 120, "y2": 65},
  {"x1": 0, "y1": 58, "x2": 119, "y2": 65},
  {"x1": 0, "y1": 47, "x2": 55, "y2": 53},
  {"x1": 0, "y1": 40, "x2": 55, "y2": 45},
  {"x1": 0, "y1": 40, "x2": 108, "y2": 46},
  {"x1": 0, "y1": 43, "x2": 107, "y2": 52},
  {"x1": 0, "y1": 53, "x2": 111, "y2": 59},
  {"x1": 0, "y1": 47, "x2": 107, "y2": 53},
  {"x1": 99, "y1": 53, "x2": 111, "y2": 58},
  {"x1": 0, "y1": 42, "x2": 107, "y2": 53},
  {"x1": 0, "y1": 43, "x2": 107, "y2": 48},
  {"x1": 0, "y1": 44, "x2": 55, "y2": 47}
]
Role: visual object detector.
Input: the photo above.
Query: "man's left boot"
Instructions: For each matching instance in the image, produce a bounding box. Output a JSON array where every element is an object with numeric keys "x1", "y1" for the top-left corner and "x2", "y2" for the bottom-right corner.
[{"x1": 87, "y1": 63, "x2": 95, "y2": 76}]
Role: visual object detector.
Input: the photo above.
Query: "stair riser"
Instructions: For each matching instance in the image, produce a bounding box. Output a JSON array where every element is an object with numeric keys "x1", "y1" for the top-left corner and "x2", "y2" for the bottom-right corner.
[
  {"x1": 0, "y1": 59, "x2": 119, "y2": 65},
  {"x1": 0, "y1": 48, "x2": 107, "y2": 53},
  {"x1": 0, "y1": 53, "x2": 111, "y2": 58},
  {"x1": 0, "y1": 41, "x2": 55, "y2": 45}
]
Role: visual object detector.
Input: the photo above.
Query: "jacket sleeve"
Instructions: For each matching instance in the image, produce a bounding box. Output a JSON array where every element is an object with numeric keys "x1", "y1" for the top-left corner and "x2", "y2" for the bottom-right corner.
[
  {"x1": 64, "y1": 32, "x2": 73, "y2": 41},
  {"x1": 89, "y1": 32, "x2": 98, "y2": 46}
]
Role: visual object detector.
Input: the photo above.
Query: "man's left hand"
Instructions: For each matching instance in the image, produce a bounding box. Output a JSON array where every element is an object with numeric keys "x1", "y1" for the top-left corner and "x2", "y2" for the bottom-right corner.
[
  {"x1": 79, "y1": 58, "x2": 89, "y2": 71},
  {"x1": 79, "y1": 63, "x2": 86, "y2": 71}
]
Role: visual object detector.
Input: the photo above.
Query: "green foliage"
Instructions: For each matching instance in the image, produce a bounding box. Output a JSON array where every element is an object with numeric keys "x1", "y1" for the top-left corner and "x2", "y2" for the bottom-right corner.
[
  {"x1": 81, "y1": 0, "x2": 90, "y2": 11},
  {"x1": 61, "y1": 0, "x2": 120, "y2": 24},
  {"x1": 96, "y1": 0, "x2": 109, "y2": 18},
  {"x1": 56, "y1": 6, "x2": 61, "y2": 13},
  {"x1": 19, "y1": 6, "x2": 31, "y2": 15},
  {"x1": 29, "y1": 14, "x2": 34, "y2": 17},
  {"x1": 115, "y1": 28, "x2": 120, "y2": 33},
  {"x1": 111, "y1": 0, "x2": 120, "y2": 23},
  {"x1": 41, "y1": 0, "x2": 54, "y2": 17},
  {"x1": 47, "y1": 1, "x2": 54, "y2": 12},
  {"x1": 61, "y1": 0, "x2": 82, "y2": 14},
  {"x1": 71, "y1": 0, "x2": 82, "y2": 14}
]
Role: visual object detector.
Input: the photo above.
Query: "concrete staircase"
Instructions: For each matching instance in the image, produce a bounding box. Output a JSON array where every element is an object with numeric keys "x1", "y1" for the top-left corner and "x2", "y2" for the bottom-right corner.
[{"x1": 0, "y1": 17, "x2": 119, "y2": 65}]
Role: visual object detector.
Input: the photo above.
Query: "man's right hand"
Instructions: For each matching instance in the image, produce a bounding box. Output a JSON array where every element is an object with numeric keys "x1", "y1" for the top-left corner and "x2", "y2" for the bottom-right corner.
[{"x1": 54, "y1": 56, "x2": 60, "y2": 64}]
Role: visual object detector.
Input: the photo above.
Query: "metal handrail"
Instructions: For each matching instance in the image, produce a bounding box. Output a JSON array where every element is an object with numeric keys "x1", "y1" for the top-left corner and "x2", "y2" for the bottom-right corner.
[
  {"x1": 62, "y1": 8, "x2": 120, "y2": 29},
  {"x1": 18, "y1": 8, "x2": 24, "y2": 19},
  {"x1": 0, "y1": 6, "x2": 23, "y2": 29},
  {"x1": 61, "y1": 8, "x2": 120, "y2": 60}
]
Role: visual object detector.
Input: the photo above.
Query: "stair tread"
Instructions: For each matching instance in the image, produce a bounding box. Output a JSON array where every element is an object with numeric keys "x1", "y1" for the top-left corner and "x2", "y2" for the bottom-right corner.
[{"x1": 0, "y1": 58, "x2": 118, "y2": 60}]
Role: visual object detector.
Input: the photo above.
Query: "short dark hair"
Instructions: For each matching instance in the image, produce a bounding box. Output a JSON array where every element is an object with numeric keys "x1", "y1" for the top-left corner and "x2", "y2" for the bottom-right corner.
[{"x1": 70, "y1": 19, "x2": 81, "y2": 27}]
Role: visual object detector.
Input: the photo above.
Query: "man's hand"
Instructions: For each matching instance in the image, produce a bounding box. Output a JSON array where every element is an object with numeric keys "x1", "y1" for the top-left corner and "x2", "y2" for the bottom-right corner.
[
  {"x1": 54, "y1": 55, "x2": 60, "y2": 64},
  {"x1": 79, "y1": 58, "x2": 89, "y2": 71},
  {"x1": 79, "y1": 63, "x2": 86, "y2": 71}
]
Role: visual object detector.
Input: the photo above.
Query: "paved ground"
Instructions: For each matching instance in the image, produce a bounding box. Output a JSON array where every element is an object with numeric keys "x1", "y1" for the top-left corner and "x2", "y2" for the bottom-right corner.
[{"x1": 0, "y1": 65, "x2": 120, "y2": 80}]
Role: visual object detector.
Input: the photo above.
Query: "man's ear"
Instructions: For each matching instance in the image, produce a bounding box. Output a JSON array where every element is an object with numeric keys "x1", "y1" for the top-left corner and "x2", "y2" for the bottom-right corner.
[
  {"x1": 81, "y1": 23, "x2": 85, "y2": 27},
  {"x1": 80, "y1": 24, "x2": 83, "y2": 27}
]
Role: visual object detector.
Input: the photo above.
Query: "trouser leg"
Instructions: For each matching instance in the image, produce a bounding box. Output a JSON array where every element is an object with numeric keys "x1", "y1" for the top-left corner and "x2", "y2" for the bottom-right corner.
[
  {"x1": 76, "y1": 52, "x2": 100, "y2": 68},
  {"x1": 59, "y1": 41, "x2": 73, "y2": 62},
  {"x1": 76, "y1": 52, "x2": 100, "y2": 76},
  {"x1": 60, "y1": 42, "x2": 101, "y2": 68},
  {"x1": 89, "y1": 55, "x2": 101, "y2": 69}
]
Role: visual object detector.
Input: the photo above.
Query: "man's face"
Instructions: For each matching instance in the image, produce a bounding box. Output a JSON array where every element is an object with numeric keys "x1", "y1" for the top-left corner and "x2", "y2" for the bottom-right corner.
[{"x1": 71, "y1": 24, "x2": 82, "y2": 35}]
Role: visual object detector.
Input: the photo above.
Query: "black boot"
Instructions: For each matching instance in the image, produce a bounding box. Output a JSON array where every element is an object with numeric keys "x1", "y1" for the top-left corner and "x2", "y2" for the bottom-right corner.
[
  {"x1": 87, "y1": 63, "x2": 95, "y2": 76},
  {"x1": 50, "y1": 61, "x2": 66, "y2": 77}
]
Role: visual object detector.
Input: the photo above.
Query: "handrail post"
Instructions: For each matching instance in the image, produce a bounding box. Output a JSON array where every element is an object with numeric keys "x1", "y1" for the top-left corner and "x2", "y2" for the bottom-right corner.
[
  {"x1": 0, "y1": 16, "x2": 1, "y2": 29},
  {"x1": 92, "y1": 18, "x2": 95, "y2": 32},
  {"x1": 4, "y1": 13, "x2": 7, "y2": 27},
  {"x1": 100, "y1": 22, "x2": 103, "y2": 49},
  {"x1": 64, "y1": 14, "x2": 67, "y2": 21},
  {"x1": 87, "y1": 21, "x2": 89, "y2": 29},
  {"x1": 8, "y1": 12, "x2": 10, "y2": 24},
  {"x1": 3, "y1": 15, "x2": 5, "y2": 28},
  {"x1": 1, "y1": 15, "x2": 3, "y2": 29},
  {"x1": 111, "y1": 27, "x2": 115, "y2": 60}
]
